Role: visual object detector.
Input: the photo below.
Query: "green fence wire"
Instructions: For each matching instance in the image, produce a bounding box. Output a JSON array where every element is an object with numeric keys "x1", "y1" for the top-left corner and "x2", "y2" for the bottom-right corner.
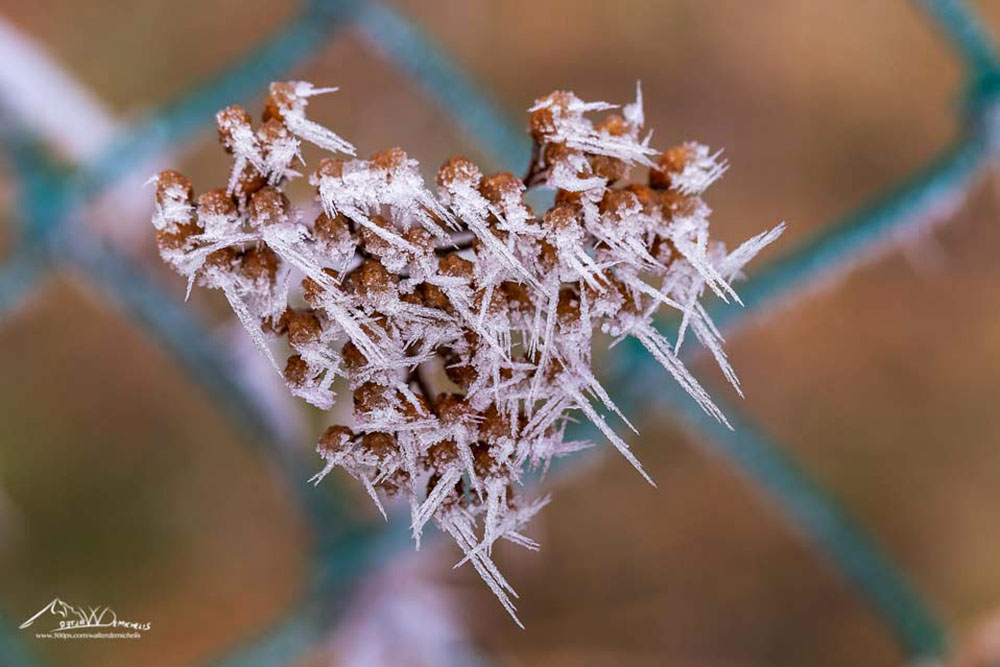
[{"x1": 1, "y1": 0, "x2": 997, "y2": 664}]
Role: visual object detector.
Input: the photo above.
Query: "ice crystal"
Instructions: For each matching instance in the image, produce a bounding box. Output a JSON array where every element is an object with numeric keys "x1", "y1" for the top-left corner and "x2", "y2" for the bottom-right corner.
[{"x1": 151, "y1": 81, "x2": 784, "y2": 625}]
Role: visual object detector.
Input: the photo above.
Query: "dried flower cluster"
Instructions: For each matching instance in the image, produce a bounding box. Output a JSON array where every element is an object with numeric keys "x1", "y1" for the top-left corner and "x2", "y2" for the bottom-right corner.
[{"x1": 151, "y1": 81, "x2": 783, "y2": 624}]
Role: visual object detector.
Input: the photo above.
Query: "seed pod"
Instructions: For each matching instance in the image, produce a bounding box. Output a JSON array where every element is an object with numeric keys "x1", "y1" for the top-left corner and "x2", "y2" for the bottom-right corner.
[
  {"x1": 318, "y1": 425, "x2": 354, "y2": 457},
  {"x1": 216, "y1": 105, "x2": 253, "y2": 153},
  {"x1": 437, "y1": 155, "x2": 482, "y2": 190}
]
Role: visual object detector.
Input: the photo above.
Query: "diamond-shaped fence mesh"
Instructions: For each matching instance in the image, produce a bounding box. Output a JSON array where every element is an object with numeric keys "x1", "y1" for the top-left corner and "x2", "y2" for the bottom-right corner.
[{"x1": 1, "y1": 0, "x2": 998, "y2": 663}]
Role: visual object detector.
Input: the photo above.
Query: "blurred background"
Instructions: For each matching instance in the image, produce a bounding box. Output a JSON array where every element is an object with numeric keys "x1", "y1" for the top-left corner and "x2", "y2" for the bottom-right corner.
[{"x1": 1, "y1": 1, "x2": 1000, "y2": 665}]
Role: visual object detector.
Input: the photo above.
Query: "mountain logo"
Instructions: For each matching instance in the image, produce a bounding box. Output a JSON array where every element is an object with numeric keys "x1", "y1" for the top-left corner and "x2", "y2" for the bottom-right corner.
[{"x1": 19, "y1": 598, "x2": 150, "y2": 636}]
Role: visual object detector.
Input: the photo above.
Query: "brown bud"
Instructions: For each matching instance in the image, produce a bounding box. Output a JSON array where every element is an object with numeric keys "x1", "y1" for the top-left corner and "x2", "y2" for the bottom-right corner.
[
  {"x1": 377, "y1": 468, "x2": 410, "y2": 497},
  {"x1": 622, "y1": 184, "x2": 661, "y2": 216},
  {"x1": 443, "y1": 353, "x2": 477, "y2": 390},
  {"x1": 203, "y1": 246, "x2": 240, "y2": 273},
  {"x1": 248, "y1": 187, "x2": 291, "y2": 226},
  {"x1": 473, "y1": 285, "x2": 506, "y2": 317},
  {"x1": 554, "y1": 188, "x2": 583, "y2": 210},
  {"x1": 437, "y1": 155, "x2": 482, "y2": 190},
  {"x1": 435, "y1": 393, "x2": 473, "y2": 425},
  {"x1": 341, "y1": 340, "x2": 369, "y2": 370},
  {"x1": 557, "y1": 287, "x2": 582, "y2": 327},
  {"x1": 542, "y1": 142, "x2": 574, "y2": 168},
  {"x1": 155, "y1": 170, "x2": 194, "y2": 207},
  {"x1": 314, "y1": 212, "x2": 353, "y2": 246},
  {"x1": 480, "y1": 403, "x2": 515, "y2": 442},
  {"x1": 231, "y1": 163, "x2": 266, "y2": 200},
  {"x1": 358, "y1": 214, "x2": 395, "y2": 256},
  {"x1": 284, "y1": 354, "x2": 310, "y2": 387},
  {"x1": 472, "y1": 441, "x2": 500, "y2": 479},
  {"x1": 344, "y1": 258, "x2": 397, "y2": 300},
  {"x1": 529, "y1": 91, "x2": 573, "y2": 142},
  {"x1": 537, "y1": 239, "x2": 559, "y2": 273},
  {"x1": 418, "y1": 282, "x2": 452, "y2": 312},
  {"x1": 361, "y1": 431, "x2": 398, "y2": 459},
  {"x1": 257, "y1": 119, "x2": 297, "y2": 178},
  {"x1": 649, "y1": 144, "x2": 693, "y2": 189},
  {"x1": 501, "y1": 281, "x2": 533, "y2": 314},
  {"x1": 315, "y1": 157, "x2": 345, "y2": 180},
  {"x1": 659, "y1": 190, "x2": 698, "y2": 219},
  {"x1": 542, "y1": 204, "x2": 579, "y2": 232},
  {"x1": 282, "y1": 309, "x2": 322, "y2": 346},
  {"x1": 197, "y1": 189, "x2": 237, "y2": 217},
  {"x1": 301, "y1": 268, "x2": 340, "y2": 306},
  {"x1": 240, "y1": 245, "x2": 280, "y2": 284},
  {"x1": 437, "y1": 253, "x2": 474, "y2": 280},
  {"x1": 598, "y1": 188, "x2": 639, "y2": 219},
  {"x1": 596, "y1": 113, "x2": 628, "y2": 137},
  {"x1": 354, "y1": 382, "x2": 391, "y2": 414},
  {"x1": 399, "y1": 391, "x2": 430, "y2": 420},
  {"x1": 424, "y1": 439, "x2": 460, "y2": 468},
  {"x1": 590, "y1": 154, "x2": 628, "y2": 183},
  {"x1": 479, "y1": 172, "x2": 523, "y2": 206},
  {"x1": 318, "y1": 425, "x2": 354, "y2": 457},
  {"x1": 216, "y1": 105, "x2": 253, "y2": 152},
  {"x1": 263, "y1": 82, "x2": 297, "y2": 123},
  {"x1": 650, "y1": 234, "x2": 677, "y2": 264},
  {"x1": 403, "y1": 226, "x2": 436, "y2": 254},
  {"x1": 371, "y1": 146, "x2": 407, "y2": 171}
]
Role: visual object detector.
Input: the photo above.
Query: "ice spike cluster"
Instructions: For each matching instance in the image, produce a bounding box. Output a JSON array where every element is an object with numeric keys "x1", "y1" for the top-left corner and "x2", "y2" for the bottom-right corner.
[{"x1": 151, "y1": 81, "x2": 784, "y2": 625}]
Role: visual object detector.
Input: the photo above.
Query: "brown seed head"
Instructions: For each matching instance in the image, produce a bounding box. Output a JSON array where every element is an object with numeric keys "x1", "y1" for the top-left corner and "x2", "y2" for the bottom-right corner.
[
  {"x1": 529, "y1": 91, "x2": 574, "y2": 142},
  {"x1": 301, "y1": 268, "x2": 340, "y2": 306},
  {"x1": 424, "y1": 439, "x2": 459, "y2": 468},
  {"x1": 371, "y1": 146, "x2": 408, "y2": 172},
  {"x1": 248, "y1": 187, "x2": 291, "y2": 226},
  {"x1": 354, "y1": 382, "x2": 391, "y2": 414},
  {"x1": 438, "y1": 253, "x2": 474, "y2": 280},
  {"x1": 542, "y1": 203, "x2": 579, "y2": 232},
  {"x1": 341, "y1": 340, "x2": 368, "y2": 370},
  {"x1": 203, "y1": 246, "x2": 240, "y2": 273},
  {"x1": 557, "y1": 287, "x2": 582, "y2": 327},
  {"x1": 345, "y1": 258, "x2": 397, "y2": 300},
  {"x1": 197, "y1": 189, "x2": 238, "y2": 217},
  {"x1": 479, "y1": 172, "x2": 523, "y2": 206},
  {"x1": 437, "y1": 155, "x2": 482, "y2": 190},
  {"x1": 435, "y1": 393, "x2": 473, "y2": 425},
  {"x1": 315, "y1": 157, "x2": 345, "y2": 180},
  {"x1": 155, "y1": 170, "x2": 194, "y2": 208},
  {"x1": 313, "y1": 211, "x2": 353, "y2": 246},
  {"x1": 599, "y1": 188, "x2": 639, "y2": 219},
  {"x1": 263, "y1": 82, "x2": 297, "y2": 123},
  {"x1": 649, "y1": 144, "x2": 693, "y2": 189},
  {"x1": 361, "y1": 431, "x2": 398, "y2": 459},
  {"x1": 318, "y1": 425, "x2": 354, "y2": 457},
  {"x1": 216, "y1": 105, "x2": 253, "y2": 152},
  {"x1": 284, "y1": 354, "x2": 310, "y2": 387},
  {"x1": 240, "y1": 245, "x2": 280, "y2": 284},
  {"x1": 282, "y1": 309, "x2": 322, "y2": 346}
]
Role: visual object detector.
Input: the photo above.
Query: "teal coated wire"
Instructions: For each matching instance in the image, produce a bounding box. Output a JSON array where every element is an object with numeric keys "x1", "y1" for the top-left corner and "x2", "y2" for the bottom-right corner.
[
  {"x1": 708, "y1": 131, "x2": 990, "y2": 335},
  {"x1": 604, "y1": 337, "x2": 949, "y2": 660},
  {"x1": 916, "y1": 0, "x2": 999, "y2": 77},
  {"x1": 356, "y1": 1, "x2": 531, "y2": 173}
]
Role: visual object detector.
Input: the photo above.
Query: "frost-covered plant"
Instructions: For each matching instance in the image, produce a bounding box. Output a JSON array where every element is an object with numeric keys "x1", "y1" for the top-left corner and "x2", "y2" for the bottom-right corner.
[{"x1": 151, "y1": 81, "x2": 784, "y2": 624}]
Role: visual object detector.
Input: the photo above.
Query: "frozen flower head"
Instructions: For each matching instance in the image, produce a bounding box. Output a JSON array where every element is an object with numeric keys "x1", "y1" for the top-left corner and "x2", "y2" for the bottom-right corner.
[{"x1": 151, "y1": 81, "x2": 784, "y2": 625}]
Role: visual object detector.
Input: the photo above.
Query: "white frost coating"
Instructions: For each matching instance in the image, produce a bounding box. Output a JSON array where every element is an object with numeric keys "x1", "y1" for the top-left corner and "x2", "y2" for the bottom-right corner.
[
  {"x1": 152, "y1": 82, "x2": 786, "y2": 625},
  {"x1": 269, "y1": 81, "x2": 356, "y2": 155},
  {"x1": 670, "y1": 143, "x2": 728, "y2": 196}
]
